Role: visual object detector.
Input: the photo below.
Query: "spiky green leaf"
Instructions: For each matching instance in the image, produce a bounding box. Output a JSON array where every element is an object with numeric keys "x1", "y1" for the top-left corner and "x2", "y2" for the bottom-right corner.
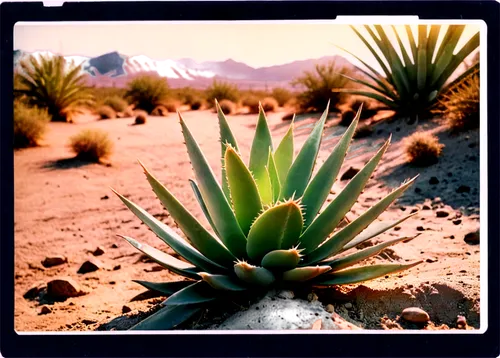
[
  {"x1": 261, "y1": 248, "x2": 302, "y2": 271},
  {"x1": 199, "y1": 272, "x2": 248, "y2": 291},
  {"x1": 267, "y1": 150, "x2": 281, "y2": 203},
  {"x1": 189, "y1": 179, "x2": 220, "y2": 237},
  {"x1": 282, "y1": 266, "x2": 332, "y2": 282},
  {"x1": 273, "y1": 119, "x2": 294, "y2": 187},
  {"x1": 133, "y1": 280, "x2": 193, "y2": 296},
  {"x1": 130, "y1": 304, "x2": 202, "y2": 331},
  {"x1": 163, "y1": 281, "x2": 219, "y2": 306},
  {"x1": 234, "y1": 262, "x2": 275, "y2": 286}
]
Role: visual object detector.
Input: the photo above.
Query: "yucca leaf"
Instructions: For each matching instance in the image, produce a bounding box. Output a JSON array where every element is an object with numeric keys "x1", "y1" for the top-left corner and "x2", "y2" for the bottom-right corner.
[
  {"x1": 431, "y1": 25, "x2": 466, "y2": 85},
  {"x1": 261, "y1": 248, "x2": 302, "y2": 271},
  {"x1": 246, "y1": 201, "x2": 304, "y2": 261},
  {"x1": 234, "y1": 261, "x2": 275, "y2": 286},
  {"x1": 342, "y1": 212, "x2": 418, "y2": 251},
  {"x1": 113, "y1": 190, "x2": 227, "y2": 273},
  {"x1": 299, "y1": 137, "x2": 391, "y2": 254},
  {"x1": 267, "y1": 150, "x2": 281, "y2": 203},
  {"x1": 324, "y1": 236, "x2": 416, "y2": 272},
  {"x1": 405, "y1": 25, "x2": 418, "y2": 64},
  {"x1": 189, "y1": 179, "x2": 220, "y2": 238},
  {"x1": 179, "y1": 114, "x2": 247, "y2": 258},
  {"x1": 417, "y1": 25, "x2": 428, "y2": 92},
  {"x1": 273, "y1": 119, "x2": 294, "y2": 187},
  {"x1": 301, "y1": 106, "x2": 360, "y2": 227},
  {"x1": 249, "y1": 105, "x2": 274, "y2": 200},
  {"x1": 282, "y1": 266, "x2": 332, "y2": 282},
  {"x1": 216, "y1": 100, "x2": 240, "y2": 201},
  {"x1": 313, "y1": 261, "x2": 423, "y2": 286},
  {"x1": 255, "y1": 165, "x2": 274, "y2": 205},
  {"x1": 139, "y1": 161, "x2": 235, "y2": 266},
  {"x1": 133, "y1": 280, "x2": 193, "y2": 296},
  {"x1": 334, "y1": 89, "x2": 396, "y2": 109},
  {"x1": 336, "y1": 72, "x2": 397, "y2": 101},
  {"x1": 199, "y1": 272, "x2": 248, "y2": 291},
  {"x1": 281, "y1": 102, "x2": 329, "y2": 199},
  {"x1": 130, "y1": 304, "x2": 203, "y2": 331},
  {"x1": 426, "y1": 25, "x2": 441, "y2": 69},
  {"x1": 225, "y1": 145, "x2": 263, "y2": 236},
  {"x1": 303, "y1": 175, "x2": 418, "y2": 265},
  {"x1": 119, "y1": 235, "x2": 200, "y2": 280},
  {"x1": 163, "y1": 281, "x2": 219, "y2": 306}
]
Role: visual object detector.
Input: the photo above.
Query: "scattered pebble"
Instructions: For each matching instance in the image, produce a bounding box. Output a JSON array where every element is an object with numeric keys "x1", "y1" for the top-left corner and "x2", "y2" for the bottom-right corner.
[
  {"x1": 456, "y1": 185, "x2": 471, "y2": 193},
  {"x1": 23, "y1": 281, "x2": 47, "y2": 299},
  {"x1": 47, "y1": 278, "x2": 85, "y2": 299},
  {"x1": 414, "y1": 187, "x2": 422, "y2": 194},
  {"x1": 82, "y1": 319, "x2": 97, "y2": 325},
  {"x1": 394, "y1": 226, "x2": 401, "y2": 231},
  {"x1": 344, "y1": 302, "x2": 353, "y2": 309},
  {"x1": 100, "y1": 195, "x2": 109, "y2": 200},
  {"x1": 453, "y1": 219, "x2": 462, "y2": 225},
  {"x1": 41, "y1": 256, "x2": 68, "y2": 268},
  {"x1": 113, "y1": 265, "x2": 121, "y2": 271},
  {"x1": 425, "y1": 258, "x2": 438, "y2": 263},
  {"x1": 122, "y1": 305, "x2": 132, "y2": 314},
  {"x1": 39, "y1": 305, "x2": 52, "y2": 315},
  {"x1": 410, "y1": 208, "x2": 418, "y2": 214},
  {"x1": 77, "y1": 258, "x2": 103, "y2": 274},
  {"x1": 422, "y1": 205, "x2": 431, "y2": 210},
  {"x1": 92, "y1": 247, "x2": 105, "y2": 256},
  {"x1": 429, "y1": 177, "x2": 439, "y2": 185},
  {"x1": 340, "y1": 167, "x2": 360, "y2": 181},
  {"x1": 457, "y1": 315, "x2": 467, "y2": 329},
  {"x1": 144, "y1": 265, "x2": 165, "y2": 272},
  {"x1": 401, "y1": 307, "x2": 429, "y2": 323},
  {"x1": 325, "y1": 304, "x2": 334, "y2": 313},
  {"x1": 416, "y1": 226, "x2": 425, "y2": 231},
  {"x1": 464, "y1": 230, "x2": 479, "y2": 245},
  {"x1": 436, "y1": 210, "x2": 450, "y2": 218},
  {"x1": 110, "y1": 243, "x2": 119, "y2": 249}
]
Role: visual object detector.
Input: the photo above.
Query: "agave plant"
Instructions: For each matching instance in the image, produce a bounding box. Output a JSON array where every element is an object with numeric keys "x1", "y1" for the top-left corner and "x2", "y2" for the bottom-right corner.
[
  {"x1": 337, "y1": 25, "x2": 479, "y2": 120},
  {"x1": 112, "y1": 101, "x2": 421, "y2": 330},
  {"x1": 14, "y1": 54, "x2": 95, "y2": 122}
]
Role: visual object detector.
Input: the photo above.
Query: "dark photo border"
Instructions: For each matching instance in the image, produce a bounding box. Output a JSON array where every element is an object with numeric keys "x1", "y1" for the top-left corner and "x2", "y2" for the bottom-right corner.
[{"x1": 1, "y1": 1, "x2": 499, "y2": 357}]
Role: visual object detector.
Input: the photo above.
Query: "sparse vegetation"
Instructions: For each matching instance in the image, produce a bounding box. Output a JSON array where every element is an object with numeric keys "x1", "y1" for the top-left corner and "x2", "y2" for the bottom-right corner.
[
  {"x1": 291, "y1": 60, "x2": 352, "y2": 112},
  {"x1": 14, "y1": 102, "x2": 50, "y2": 149},
  {"x1": 190, "y1": 100, "x2": 203, "y2": 110},
  {"x1": 14, "y1": 54, "x2": 94, "y2": 122},
  {"x1": 271, "y1": 87, "x2": 293, "y2": 107},
  {"x1": 435, "y1": 68, "x2": 479, "y2": 132},
  {"x1": 135, "y1": 112, "x2": 147, "y2": 125},
  {"x1": 404, "y1": 132, "x2": 444, "y2": 166},
  {"x1": 103, "y1": 96, "x2": 128, "y2": 113},
  {"x1": 261, "y1": 97, "x2": 279, "y2": 112},
  {"x1": 218, "y1": 99, "x2": 236, "y2": 115},
  {"x1": 125, "y1": 75, "x2": 170, "y2": 113},
  {"x1": 151, "y1": 106, "x2": 168, "y2": 116},
  {"x1": 161, "y1": 101, "x2": 178, "y2": 113},
  {"x1": 353, "y1": 124, "x2": 374, "y2": 139},
  {"x1": 97, "y1": 105, "x2": 116, "y2": 120},
  {"x1": 346, "y1": 97, "x2": 380, "y2": 120},
  {"x1": 205, "y1": 80, "x2": 240, "y2": 107},
  {"x1": 242, "y1": 95, "x2": 260, "y2": 114},
  {"x1": 69, "y1": 129, "x2": 113, "y2": 162}
]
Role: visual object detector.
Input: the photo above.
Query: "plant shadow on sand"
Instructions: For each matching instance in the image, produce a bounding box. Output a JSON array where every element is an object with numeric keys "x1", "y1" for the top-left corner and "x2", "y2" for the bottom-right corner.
[{"x1": 41, "y1": 156, "x2": 112, "y2": 170}]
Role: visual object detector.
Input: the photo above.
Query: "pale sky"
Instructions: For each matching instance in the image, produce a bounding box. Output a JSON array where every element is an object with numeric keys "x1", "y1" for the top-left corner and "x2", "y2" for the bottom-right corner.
[{"x1": 14, "y1": 22, "x2": 480, "y2": 69}]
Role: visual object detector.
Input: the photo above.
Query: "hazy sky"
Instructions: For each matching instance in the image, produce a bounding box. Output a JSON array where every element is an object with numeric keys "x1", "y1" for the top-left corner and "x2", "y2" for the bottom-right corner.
[{"x1": 14, "y1": 22, "x2": 480, "y2": 69}]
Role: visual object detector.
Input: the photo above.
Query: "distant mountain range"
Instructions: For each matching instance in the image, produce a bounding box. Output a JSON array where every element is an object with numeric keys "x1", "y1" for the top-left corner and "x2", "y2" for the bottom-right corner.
[{"x1": 13, "y1": 50, "x2": 358, "y2": 89}]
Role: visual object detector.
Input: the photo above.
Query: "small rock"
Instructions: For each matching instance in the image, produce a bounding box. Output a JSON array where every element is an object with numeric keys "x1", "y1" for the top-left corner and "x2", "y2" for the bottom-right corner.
[
  {"x1": 416, "y1": 226, "x2": 425, "y2": 231},
  {"x1": 100, "y1": 195, "x2": 109, "y2": 200},
  {"x1": 457, "y1": 315, "x2": 467, "y2": 329},
  {"x1": 401, "y1": 307, "x2": 429, "y2": 323},
  {"x1": 400, "y1": 206, "x2": 407, "y2": 211},
  {"x1": 456, "y1": 185, "x2": 471, "y2": 193},
  {"x1": 453, "y1": 219, "x2": 462, "y2": 225},
  {"x1": 23, "y1": 281, "x2": 47, "y2": 299},
  {"x1": 325, "y1": 304, "x2": 334, "y2": 313},
  {"x1": 414, "y1": 187, "x2": 422, "y2": 194},
  {"x1": 82, "y1": 319, "x2": 97, "y2": 325},
  {"x1": 47, "y1": 278, "x2": 84, "y2": 299},
  {"x1": 436, "y1": 210, "x2": 450, "y2": 218},
  {"x1": 144, "y1": 265, "x2": 165, "y2": 272},
  {"x1": 122, "y1": 305, "x2": 132, "y2": 314},
  {"x1": 113, "y1": 265, "x2": 121, "y2": 271},
  {"x1": 39, "y1": 305, "x2": 52, "y2": 315},
  {"x1": 425, "y1": 258, "x2": 438, "y2": 263},
  {"x1": 109, "y1": 281, "x2": 116, "y2": 285},
  {"x1": 110, "y1": 243, "x2": 119, "y2": 249},
  {"x1": 92, "y1": 246, "x2": 105, "y2": 256},
  {"x1": 41, "y1": 255, "x2": 68, "y2": 268},
  {"x1": 344, "y1": 302, "x2": 353, "y2": 309},
  {"x1": 276, "y1": 290, "x2": 294, "y2": 299},
  {"x1": 464, "y1": 230, "x2": 480, "y2": 245},
  {"x1": 77, "y1": 258, "x2": 103, "y2": 274},
  {"x1": 394, "y1": 226, "x2": 401, "y2": 231},
  {"x1": 447, "y1": 172, "x2": 453, "y2": 177},
  {"x1": 429, "y1": 177, "x2": 439, "y2": 185},
  {"x1": 340, "y1": 167, "x2": 360, "y2": 181},
  {"x1": 422, "y1": 205, "x2": 431, "y2": 210},
  {"x1": 307, "y1": 293, "x2": 318, "y2": 302}
]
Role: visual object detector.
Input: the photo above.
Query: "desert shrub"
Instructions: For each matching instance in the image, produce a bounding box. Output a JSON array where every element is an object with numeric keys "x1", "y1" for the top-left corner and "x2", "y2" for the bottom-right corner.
[
  {"x1": 162, "y1": 101, "x2": 178, "y2": 113},
  {"x1": 97, "y1": 105, "x2": 116, "y2": 120},
  {"x1": 125, "y1": 75, "x2": 170, "y2": 113},
  {"x1": 340, "y1": 109, "x2": 357, "y2": 126},
  {"x1": 173, "y1": 87, "x2": 204, "y2": 106},
  {"x1": 69, "y1": 129, "x2": 113, "y2": 162},
  {"x1": 353, "y1": 124, "x2": 374, "y2": 139},
  {"x1": 205, "y1": 80, "x2": 240, "y2": 107},
  {"x1": 271, "y1": 87, "x2": 293, "y2": 107},
  {"x1": 242, "y1": 95, "x2": 260, "y2": 114},
  {"x1": 14, "y1": 55, "x2": 94, "y2": 122},
  {"x1": 291, "y1": 60, "x2": 352, "y2": 113},
  {"x1": 347, "y1": 97, "x2": 380, "y2": 120},
  {"x1": 262, "y1": 97, "x2": 279, "y2": 112},
  {"x1": 190, "y1": 100, "x2": 203, "y2": 110},
  {"x1": 135, "y1": 113, "x2": 147, "y2": 125},
  {"x1": 151, "y1": 106, "x2": 168, "y2": 116},
  {"x1": 14, "y1": 103, "x2": 50, "y2": 148},
  {"x1": 435, "y1": 68, "x2": 479, "y2": 132},
  {"x1": 218, "y1": 99, "x2": 236, "y2": 115},
  {"x1": 404, "y1": 132, "x2": 444, "y2": 166},
  {"x1": 91, "y1": 86, "x2": 127, "y2": 100},
  {"x1": 103, "y1": 96, "x2": 128, "y2": 113}
]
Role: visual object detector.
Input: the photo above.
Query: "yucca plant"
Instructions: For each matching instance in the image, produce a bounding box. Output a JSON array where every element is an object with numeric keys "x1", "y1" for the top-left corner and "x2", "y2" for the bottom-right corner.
[
  {"x1": 14, "y1": 55, "x2": 95, "y2": 122},
  {"x1": 112, "y1": 100, "x2": 421, "y2": 330},
  {"x1": 338, "y1": 25, "x2": 479, "y2": 121}
]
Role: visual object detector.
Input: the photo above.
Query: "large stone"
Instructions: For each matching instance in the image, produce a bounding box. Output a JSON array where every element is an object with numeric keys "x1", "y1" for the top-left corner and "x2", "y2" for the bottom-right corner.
[
  {"x1": 47, "y1": 277, "x2": 85, "y2": 299},
  {"x1": 41, "y1": 255, "x2": 68, "y2": 268},
  {"x1": 401, "y1": 307, "x2": 430, "y2": 323},
  {"x1": 23, "y1": 281, "x2": 47, "y2": 299},
  {"x1": 78, "y1": 258, "x2": 103, "y2": 274},
  {"x1": 464, "y1": 230, "x2": 479, "y2": 245},
  {"x1": 212, "y1": 291, "x2": 355, "y2": 330}
]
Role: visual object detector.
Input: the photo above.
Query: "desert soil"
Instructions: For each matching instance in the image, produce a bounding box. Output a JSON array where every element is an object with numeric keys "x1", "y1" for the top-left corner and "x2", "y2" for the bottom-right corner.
[{"x1": 14, "y1": 109, "x2": 481, "y2": 331}]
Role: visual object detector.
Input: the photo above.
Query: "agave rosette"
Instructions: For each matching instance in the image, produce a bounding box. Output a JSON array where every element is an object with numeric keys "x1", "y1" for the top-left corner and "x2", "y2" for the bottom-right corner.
[{"x1": 112, "y1": 100, "x2": 421, "y2": 330}]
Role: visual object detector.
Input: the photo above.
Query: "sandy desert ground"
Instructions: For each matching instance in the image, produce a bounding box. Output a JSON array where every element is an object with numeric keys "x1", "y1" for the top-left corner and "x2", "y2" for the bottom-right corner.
[{"x1": 14, "y1": 109, "x2": 481, "y2": 331}]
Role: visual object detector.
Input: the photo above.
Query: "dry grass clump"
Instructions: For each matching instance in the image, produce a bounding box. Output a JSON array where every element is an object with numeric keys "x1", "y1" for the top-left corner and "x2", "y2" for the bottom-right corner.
[
  {"x1": 97, "y1": 105, "x2": 116, "y2": 120},
  {"x1": 151, "y1": 106, "x2": 168, "y2": 117},
  {"x1": 261, "y1": 97, "x2": 279, "y2": 112},
  {"x1": 135, "y1": 112, "x2": 147, "y2": 125},
  {"x1": 218, "y1": 100, "x2": 236, "y2": 115},
  {"x1": 205, "y1": 80, "x2": 240, "y2": 108},
  {"x1": 435, "y1": 69, "x2": 479, "y2": 132},
  {"x1": 340, "y1": 109, "x2": 357, "y2": 126},
  {"x1": 347, "y1": 97, "x2": 381, "y2": 120},
  {"x1": 190, "y1": 100, "x2": 203, "y2": 110},
  {"x1": 353, "y1": 124, "x2": 374, "y2": 139},
  {"x1": 103, "y1": 96, "x2": 128, "y2": 113},
  {"x1": 69, "y1": 129, "x2": 113, "y2": 162},
  {"x1": 14, "y1": 102, "x2": 50, "y2": 149},
  {"x1": 404, "y1": 132, "x2": 444, "y2": 166},
  {"x1": 271, "y1": 87, "x2": 293, "y2": 107},
  {"x1": 242, "y1": 95, "x2": 260, "y2": 114},
  {"x1": 162, "y1": 101, "x2": 178, "y2": 113},
  {"x1": 125, "y1": 75, "x2": 170, "y2": 113}
]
